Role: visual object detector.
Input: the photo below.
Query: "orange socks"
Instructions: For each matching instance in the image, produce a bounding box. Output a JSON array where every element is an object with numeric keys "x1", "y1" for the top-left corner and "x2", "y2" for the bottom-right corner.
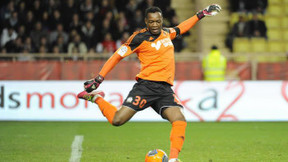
[
  {"x1": 169, "y1": 121, "x2": 187, "y2": 159},
  {"x1": 95, "y1": 97, "x2": 117, "y2": 124}
]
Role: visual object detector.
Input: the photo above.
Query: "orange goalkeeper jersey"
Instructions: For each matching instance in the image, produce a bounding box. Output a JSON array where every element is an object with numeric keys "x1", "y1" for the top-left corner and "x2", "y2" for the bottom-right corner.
[
  {"x1": 116, "y1": 27, "x2": 180, "y2": 85},
  {"x1": 99, "y1": 15, "x2": 200, "y2": 85}
]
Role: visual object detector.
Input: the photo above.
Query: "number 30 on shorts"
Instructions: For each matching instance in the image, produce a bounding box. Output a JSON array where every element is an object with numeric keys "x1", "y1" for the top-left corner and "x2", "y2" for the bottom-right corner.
[{"x1": 132, "y1": 96, "x2": 147, "y2": 108}]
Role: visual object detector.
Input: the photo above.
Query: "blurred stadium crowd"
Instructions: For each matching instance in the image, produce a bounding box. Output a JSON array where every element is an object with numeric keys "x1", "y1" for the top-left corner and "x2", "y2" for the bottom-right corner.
[
  {"x1": 227, "y1": 0, "x2": 288, "y2": 53},
  {"x1": 226, "y1": 0, "x2": 268, "y2": 51},
  {"x1": 0, "y1": 0, "x2": 188, "y2": 55}
]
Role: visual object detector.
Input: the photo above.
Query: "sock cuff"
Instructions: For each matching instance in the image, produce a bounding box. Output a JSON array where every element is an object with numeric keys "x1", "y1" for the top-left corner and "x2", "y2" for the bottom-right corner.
[
  {"x1": 95, "y1": 96, "x2": 104, "y2": 103},
  {"x1": 172, "y1": 121, "x2": 187, "y2": 127}
]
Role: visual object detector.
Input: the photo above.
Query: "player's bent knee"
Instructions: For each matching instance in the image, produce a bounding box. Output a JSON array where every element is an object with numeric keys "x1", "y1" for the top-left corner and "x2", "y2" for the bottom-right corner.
[
  {"x1": 112, "y1": 119, "x2": 122, "y2": 126},
  {"x1": 112, "y1": 117, "x2": 125, "y2": 127},
  {"x1": 164, "y1": 108, "x2": 186, "y2": 123}
]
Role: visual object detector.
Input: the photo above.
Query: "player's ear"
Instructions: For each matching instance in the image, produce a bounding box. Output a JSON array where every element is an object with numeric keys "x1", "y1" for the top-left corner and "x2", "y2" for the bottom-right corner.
[{"x1": 144, "y1": 18, "x2": 148, "y2": 26}]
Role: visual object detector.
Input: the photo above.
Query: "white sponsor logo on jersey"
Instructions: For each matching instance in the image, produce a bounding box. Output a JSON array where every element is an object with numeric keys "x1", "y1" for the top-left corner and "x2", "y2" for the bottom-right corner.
[{"x1": 151, "y1": 38, "x2": 173, "y2": 50}]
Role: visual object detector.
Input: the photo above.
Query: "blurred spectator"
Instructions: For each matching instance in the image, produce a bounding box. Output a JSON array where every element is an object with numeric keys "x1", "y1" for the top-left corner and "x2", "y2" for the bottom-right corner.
[
  {"x1": 39, "y1": 45, "x2": 48, "y2": 54},
  {"x1": 45, "y1": 0, "x2": 60, "y2": 16},
  {"x1": 247, "y1": 13, "x2": 267, "y2": 38},
  {"x1": 125, "y1": 0, "x2": 138, "y2": 20},
  {"x1": 31, "y1": 0, "x2": 43, "y2": 21},
  {"x1": 229, "y1": 0, "x2": 267, "y2": 13},
  {"x1": 18, "y1": 48, "x2": 34, "y2": 61},
  {"x1": 126, "y1": 0, "x2": 138, "y2": 11},
  {"x1": 30, "y1": 21, "x2": 48, "y2": 50},
  {"x1": 131, "y1": 9, "x2": 146, "y2": 30},
  {"x1": 23, "y1": 37, "x2": 36, "y2": 53},
  {"x1": 88, "y1": 47, "x2": 96, "y2": 54},
  {"x1": 52, "y1": 45, "x2": 60, "y2": 54},
  {"x1": 68, "y1": 34, "x2": 88, "y2": 55},
  {"x1": 41, "y1": 11, "x2": 50, "y2": 31},
  {"x1": 230, "y1": 0, "x2": 247, "y2": 12},
  {"x1": 48, "y1": 9, "x2": 62, "y2": 30},
  {"x1": 154, "y1": 0, "x2": 171, "y2": 11},
  {"x1": 163, "y1": 6, "x2": 176, "y2": 23},
  {"x1": 69, "y1": 13, "x2": 83, "y2": 33},
  {"x1": 225, "y1": 15, "x2": 249, "y2": 51},
  {"x1": 138, "y1": 0, "x2": 154, "y2": 15},
  {"x1": 81, "y1": 20, "x2": 96, "y2": 49},
  {"x1": 100, "y1": 18, "x2": 112, "y2": 41},
  {"x1": 61, "y1": 0, "x2": 79, "y2": 31},
  {"x1": 116, "y1": 32, "x2": 130, "y2": 49},
  {"x1": 115, "y1": 0, "x2": 130, "y2": 12},
  {"x1": 96, "y1": 32, "x2": 116, "y2": 53},
  {"x1": 49, "y1": 23, "x2": 69, "y2": 45},
  {"x1": 85, "y1": 11, "x2": 97, "y2": 23},
  {"x1": 1, "y1": 48, "x2": 6, "y2": 53},
  {"x1": 80, "y1": 0, "x2": 95, "y2": 18},
  {"x1": 68, "y1": 29, "x2": 79, "y2": 42},
  {"x1": 17, "y1": 1, "x2": 27, "y2": 23},
  {"x1": 39, "y1": 36, "x2": 49, "y2": 52},
  {"x1": 114, "y1": 12, "x2": 129, "y2": 40},
  {"x1": 232, "y1": 15, "x2": 249, "y2": 37},
  {"x1": 105, "y1": 10, "x2": 114, "y2": 22},
  {"x1": 51, "y1": 35, "x2": 67, "y2": 53},
  {"x1": 5, "y1": 11, "x2": 19, "y2": 30},
  {"x1": 0, "y1": 1, "x2": 15, "y2": 25},
  {"x1": 1, "y1": 26, "x2": 17, "y2": 47},
  {"x1": 24, "y1": 10, "x2": 35, "y2": 35},
  {"x1": 97, "y1": 0, "x2": 114, "y2": 21},
  {"x1": 17, "y1": 25, "x2": 28, "y2": 41},
  {"x1": 5, "y1": 37, "x2": 23, "y2": 53}
]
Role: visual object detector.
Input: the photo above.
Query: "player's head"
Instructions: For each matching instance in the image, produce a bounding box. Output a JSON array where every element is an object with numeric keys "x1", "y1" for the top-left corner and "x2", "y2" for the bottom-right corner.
[{"x1": 145, "y1": 7, "x2": 163, "y2": 35}]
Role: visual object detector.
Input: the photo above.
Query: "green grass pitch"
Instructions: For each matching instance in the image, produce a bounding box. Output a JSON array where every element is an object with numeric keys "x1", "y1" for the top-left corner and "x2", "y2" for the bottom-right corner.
[{"x1": 0, "y1": 122, "x2": 287, "y2": 162}]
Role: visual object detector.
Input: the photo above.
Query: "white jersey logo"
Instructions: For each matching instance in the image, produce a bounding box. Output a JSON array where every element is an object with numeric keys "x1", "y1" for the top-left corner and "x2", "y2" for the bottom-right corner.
[{"x1": 151, "y1": 38, "x2": 173, "y2": 50}]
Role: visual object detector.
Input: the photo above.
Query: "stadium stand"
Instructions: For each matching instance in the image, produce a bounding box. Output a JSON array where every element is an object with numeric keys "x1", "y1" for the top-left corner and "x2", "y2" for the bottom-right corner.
[
  {"x1": 227, "y1": 0, "x2": 288, "y2": 54},
  {"x1": 0, "y1": 0, "x2": 181, "y2": 54},
  {"x1": 0, "y1": 0, "x2": 287, "y2": 80}
]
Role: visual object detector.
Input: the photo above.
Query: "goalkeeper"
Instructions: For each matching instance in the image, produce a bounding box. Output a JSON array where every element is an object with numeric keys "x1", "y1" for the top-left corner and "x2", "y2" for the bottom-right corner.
[{"x1": 78, "y1": 4, "x2": 221, "y2": 162}]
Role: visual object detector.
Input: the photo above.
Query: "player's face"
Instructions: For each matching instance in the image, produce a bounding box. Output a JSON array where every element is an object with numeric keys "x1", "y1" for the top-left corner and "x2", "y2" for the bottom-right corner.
[{"x1": 145, "y1": 12, "x2": 163, "y2": 35}]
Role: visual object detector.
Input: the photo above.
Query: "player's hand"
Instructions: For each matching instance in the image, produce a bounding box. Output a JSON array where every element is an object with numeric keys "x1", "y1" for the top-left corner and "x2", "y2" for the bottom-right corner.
[
  {"x1": 84, "y1": 75, "x2": 104, "y2": 92},
  {"x1": 197, "y1": 4, "x2": 221, "y2": 19}
]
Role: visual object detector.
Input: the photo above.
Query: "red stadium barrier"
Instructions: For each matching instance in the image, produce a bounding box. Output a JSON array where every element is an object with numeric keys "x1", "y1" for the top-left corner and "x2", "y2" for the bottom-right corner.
[
  {"x1": 0, "y1": 61, "x2": 61, "y2": 80},
  {"x1": 257, "y1": 62, "x2": 288, "y2": 80},
  {"x1": 0, "y1": 60, "x2": 257, "y2": 80}
]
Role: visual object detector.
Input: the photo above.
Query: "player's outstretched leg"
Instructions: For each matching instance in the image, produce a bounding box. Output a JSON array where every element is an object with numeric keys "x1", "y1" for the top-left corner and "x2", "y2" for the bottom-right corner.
[
  {"x1": 162, "y1": 107, "x2": 187, "y2": 162},
  {"x1": 78, "y1": 90, "x2": 136, "y2": 126},
  {"x1": 78, "y1": 90, "x2": 117, "y2": 124}
]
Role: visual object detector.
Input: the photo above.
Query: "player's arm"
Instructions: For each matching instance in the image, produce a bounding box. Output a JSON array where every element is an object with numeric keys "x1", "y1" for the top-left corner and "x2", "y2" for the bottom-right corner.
[
  {"x1": 168, "y1": 4, "x2": 221, "y2": 39},
  {"x1": 83, "y1": 33, "x2": 142, "y2": 92}
]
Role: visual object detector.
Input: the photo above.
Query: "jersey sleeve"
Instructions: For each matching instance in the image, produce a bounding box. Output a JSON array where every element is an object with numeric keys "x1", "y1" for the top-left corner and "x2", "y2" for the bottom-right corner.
[
  {"x1": 177, "y1": 15, "x2": 199, "y2": 35},
  {"x1": 164, "y1": 27, "x2": 181, "y2": 40},
  {"x1": 115, "y1": 32, "x2": 143, "y2": 58},
  {"x1": 98, "y1": 32, "x2": 143, "y2": 77},
  {"x1": 165, "y1": 15, "x2": 200, "y2": 40}
]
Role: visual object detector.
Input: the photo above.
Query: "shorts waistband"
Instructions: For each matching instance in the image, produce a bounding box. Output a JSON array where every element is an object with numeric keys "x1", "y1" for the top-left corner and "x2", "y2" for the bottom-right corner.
[{"x1": 137, "y1": 78, "x2": 171, "y2": 86}]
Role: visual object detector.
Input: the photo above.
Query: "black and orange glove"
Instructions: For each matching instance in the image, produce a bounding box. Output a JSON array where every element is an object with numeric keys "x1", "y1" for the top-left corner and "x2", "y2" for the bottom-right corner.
[
  {"x1": 84, "y1": 75, "x2": 104, "y2": 92},
  {"x1": 197, "y1": 4, "x2": 221, "y2": 19}
]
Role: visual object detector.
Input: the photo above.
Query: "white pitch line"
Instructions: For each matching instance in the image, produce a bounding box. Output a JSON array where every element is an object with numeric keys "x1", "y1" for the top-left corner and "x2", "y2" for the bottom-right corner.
[{"x1": 69, "y1": 135, "x2": 84, "y2": 162}]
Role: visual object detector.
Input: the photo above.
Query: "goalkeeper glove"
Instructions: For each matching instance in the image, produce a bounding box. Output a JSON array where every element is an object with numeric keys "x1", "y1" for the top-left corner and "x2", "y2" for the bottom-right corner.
[
  {"x1": 197, "y1": 4, "x2": 221, "y2": 19},
  {"x1": 84, "y1": 75, "x2": 104, "y2": 92}
]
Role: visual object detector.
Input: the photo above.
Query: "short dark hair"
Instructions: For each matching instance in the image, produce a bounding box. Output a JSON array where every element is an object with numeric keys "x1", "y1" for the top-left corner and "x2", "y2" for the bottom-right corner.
[
  {"x1": 211, "y1": 45, "x2": 218, "y2": 50},
  {"x1": 145, "y1": 7, "x2": 162, "y2": 18}
]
